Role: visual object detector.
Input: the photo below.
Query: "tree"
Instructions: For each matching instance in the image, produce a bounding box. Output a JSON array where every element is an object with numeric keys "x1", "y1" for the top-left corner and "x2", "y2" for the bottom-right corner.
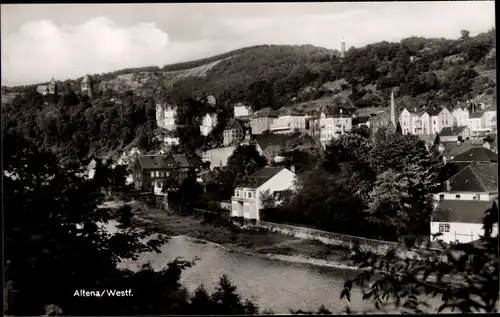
[
  {"x1": 342, "y1": 203, "x2": 499, "y2": 313},
  {"x1": 461, "y1": 29, "x2": 470, "y2": 39},
  {"x1": 4, "y1": 131, "x2": 260, "y2": 315}
]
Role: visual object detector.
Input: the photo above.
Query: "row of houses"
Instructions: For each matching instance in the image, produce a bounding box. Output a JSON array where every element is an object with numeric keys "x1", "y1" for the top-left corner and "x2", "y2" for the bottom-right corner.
[{"x1": 399, "y1": 103, "x2": 496, "y2": 140}]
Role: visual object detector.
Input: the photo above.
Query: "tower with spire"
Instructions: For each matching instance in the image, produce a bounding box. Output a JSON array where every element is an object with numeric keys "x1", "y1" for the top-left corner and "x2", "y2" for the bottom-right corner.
[
  {"x1": 81, "y1": 75, "x2": 93, "y2": 98},
  {"x1": 340, "y1": 37, "x2": 346, "y2": 58},
  {"x1": 47, "y1": 77, "x2": 57, "y2": 95},
  {"x1": 388, "y1": 90, "x2": 402, "y2": 133}
]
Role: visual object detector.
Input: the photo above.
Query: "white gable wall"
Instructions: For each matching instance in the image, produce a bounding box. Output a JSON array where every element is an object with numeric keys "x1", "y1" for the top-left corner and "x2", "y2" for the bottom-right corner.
[
  {"x1": 256, "y1": 168, "x2": 296, "y2": 221},
  {"x1": 430, "y1": 221, "x2": 498, "y2": 244}
]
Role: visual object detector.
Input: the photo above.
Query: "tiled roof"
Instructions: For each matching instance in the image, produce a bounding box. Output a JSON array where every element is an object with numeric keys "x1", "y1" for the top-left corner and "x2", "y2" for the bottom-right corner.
[
  {"x1": 237, "y1": 167, "x2": 286, "y2": 188},
  {"x1": 445, "y1": 163, "x2": 498, "y2": 193},
  {"x1": 439, "y1": 126, "x2": 469, "y2": 137},
  {"x1": 253, "y1": 107, "x2": 278, "y2": 118},
  {"x1": 136, "y1": 154, "x2": 192, "y2": 169},
  {"x1": 255, "y1": 134, "x2": 299, "y2": 152},
  {"x1": 433, "y1": 199, "x2": 496, "y2": 223},
  {"x1": 224, "y1": 118, "x2": 244, "y2": 130},
  {"x1": 441, "y1": 141, "x2": 483, "y2": 157},
  {"x1": 453, "y1": 147, "x2": 498, "y2": 162}
]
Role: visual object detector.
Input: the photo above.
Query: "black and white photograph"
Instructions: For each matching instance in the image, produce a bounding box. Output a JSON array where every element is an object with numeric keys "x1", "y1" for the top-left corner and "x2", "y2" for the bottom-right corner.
[{"x1": 2, "y1": 1, "x2": 498, "y2": 315}]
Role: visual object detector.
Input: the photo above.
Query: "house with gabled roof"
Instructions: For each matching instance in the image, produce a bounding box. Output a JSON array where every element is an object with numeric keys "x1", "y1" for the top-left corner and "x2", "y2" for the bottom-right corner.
[
  {"x1": 431, "y1": 199, "x2": 498, "y2": 244},
  {"x1": 223, "y1": 118, "x2": 246, "y2": 146},
  {"x1": 254, "y1": 134, "x2": 309, "y2": 163},
  {"x1": 231, "y1": 166, "x2": 296, "y2": 222},
  {"x1": 131, "y1": 153, "x2": 196, "y2": 193},
  {"x1": 269, "y1": 107, "x2": 307, "y2": 134},
  {"x1": 431, "y1": 162, "x2": 498, "y2": 244},
  {"x1": 250, "y1": 107, "x2": 278, "y2": 135},
  {"x1": 451, "y1": 147, "x2": 498, "y2": 168}
]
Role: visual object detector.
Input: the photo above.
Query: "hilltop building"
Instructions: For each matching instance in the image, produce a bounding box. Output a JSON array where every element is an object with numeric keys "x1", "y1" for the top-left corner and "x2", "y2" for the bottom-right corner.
[
  {"x1": 156, "y1": 103, "x2": 177, "y2": 131},
  {"x1": 36, "y1": 77, "x2": 58, "y2": 96},
  {"x1": 81, "y1": 75, "x2": 93, "y2": 97},
  {"x1": 340, "y1": 37, "x2": 346, "y2": 58}
]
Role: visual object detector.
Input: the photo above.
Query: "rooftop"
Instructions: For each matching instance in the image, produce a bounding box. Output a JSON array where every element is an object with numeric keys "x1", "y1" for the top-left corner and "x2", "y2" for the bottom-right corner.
[
  {"x1": 433, "y1": 199, "x2": 496, "y2": 224},
  {"x1": 453, "y1": 147, "x2": 498, "y2": 162},
  {"x1": 445, "y1": 163, "x2": 498, "y2": 193},
  {"x1": 253, "y1": 107, "x2": 278, "y2": 118},
  {"x1": 237, "y1": 166, "x2": 287, "y2": 188}
]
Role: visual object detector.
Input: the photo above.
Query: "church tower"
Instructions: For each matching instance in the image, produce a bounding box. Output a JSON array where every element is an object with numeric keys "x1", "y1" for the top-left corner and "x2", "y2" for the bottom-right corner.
[
  {"x1": 341, "y1": 37, "x2": 346, "y2": 58},
  {"x1": 48, "y1": 77, "x2": 57, "y2": 95},
  {"x1": 81, "y1": 75, "x2": 93, "y2": 98},
  {"x1": 389, "y1": 90, "x2": 398, "y2": 130}
]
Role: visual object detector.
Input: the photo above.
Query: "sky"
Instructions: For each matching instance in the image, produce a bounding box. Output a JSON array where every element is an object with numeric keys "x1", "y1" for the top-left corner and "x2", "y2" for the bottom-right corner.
[{"x1": 1, "y1": 2, "x2": 495, "y2": 86}]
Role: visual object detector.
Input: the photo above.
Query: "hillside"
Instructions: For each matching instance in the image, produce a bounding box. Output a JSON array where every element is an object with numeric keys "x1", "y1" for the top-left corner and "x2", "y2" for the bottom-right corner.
[{"x1": 4, "y1": 29, "x2": 496, "y2": 113}]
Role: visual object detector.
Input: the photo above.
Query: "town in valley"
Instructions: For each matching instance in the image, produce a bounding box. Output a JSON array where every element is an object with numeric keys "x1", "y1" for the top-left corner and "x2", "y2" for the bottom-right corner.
[{"x1": 3, "y1": 2, "x2": 498, "y2": 315}]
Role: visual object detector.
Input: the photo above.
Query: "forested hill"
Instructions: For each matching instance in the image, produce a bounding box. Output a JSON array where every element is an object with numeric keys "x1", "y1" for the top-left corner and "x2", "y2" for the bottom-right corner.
[
  {"x1": 4, "y1": 28, "x2": 496, "y2": 111},
  {"x1": 1, "y1": 28, "x2": 496, "y2": 164}
]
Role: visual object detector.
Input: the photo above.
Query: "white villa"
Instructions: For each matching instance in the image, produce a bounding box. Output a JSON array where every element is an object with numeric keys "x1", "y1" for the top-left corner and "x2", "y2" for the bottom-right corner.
[
  {"x1": 200, "y1": 113, "x2": 218, "y2": 136},
  {"x1": 156, "y1": 103, "x2": 177, "y2": 131},
  {"x1": 231, "y1": 166, "x2": 296, "y2": 221},
  {"x1": 234, "y1": 103, "x2": 254, "y2": 118}
]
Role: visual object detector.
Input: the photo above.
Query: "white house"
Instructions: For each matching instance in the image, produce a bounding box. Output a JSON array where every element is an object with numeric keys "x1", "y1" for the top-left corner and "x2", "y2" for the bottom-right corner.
[
  {"x1": 156, "y1": 103, "x2": 177, "y2": 131},
  {"x1": 431, "y1": 163, "x2": 498, "y2": 244},
  {"x1": 270, "y1": 107, "x2": 307, "y2": 134},
  {"x1": 452, "y1": 107, "x2": 470, "y2": 128},
  {"x1": 231, "y1": 166, "x2": 296, "y2": 221},
  {"x1": 419, "y1": 112, "x2": 431, "y2": 135},
  {"x1": 425, "y1": 107, "x2": 453, "y2": 135},
  {"x1": 200, "y1": 113, "x2": 218, "y2": 136},
  {"x1": 202, "y1": 146, "x2": 236, "y2": 171},
  {"x1": 399, "y1": 107, "x2": 426, "y2": 135},
  {"x1": 431, "y1": 199, "x2": 498, "y2": 244},
  {"x1": 234, "y1": 103, "x2": 254, "y2": 118},
  {"x1": 482, "y1": 109, "x2": 497, "y2": 131},
  {"x1": 319, "y1": 106, "x2": 353, "y2": 147}
]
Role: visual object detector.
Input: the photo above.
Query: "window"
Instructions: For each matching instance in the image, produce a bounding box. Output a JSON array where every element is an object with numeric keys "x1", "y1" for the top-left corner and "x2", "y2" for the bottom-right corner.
[
  {"x1": 166, "y1": 171, "x2": 170, "y2": 177},
  {"x1": 439, "y1": 194, "x2": 444, "y2": 200},
  {"x1": 236, "y1": 191, "x2": 240, "y2": 197},
  {"x1": 150, "y1": 171, "x2": 155, "y2": 177},
  {"x1": 439, "y1": 224, "x2": 444, "y2": 232},
  {"x1": 248, "y1": 192, "x2": 252, "y2": 198},
  {"x1": 445, "y1": 224, "x2": 450, "y2": 232},
  {"x1": 160, "y1": 171, "x2": 164, "y2": 177},
  {"x1": 455, "y1": 194, "x2": 461, "y2": 199},
  {"x1": 155, "y1": 171, "x2": 160, "y2": 177}
]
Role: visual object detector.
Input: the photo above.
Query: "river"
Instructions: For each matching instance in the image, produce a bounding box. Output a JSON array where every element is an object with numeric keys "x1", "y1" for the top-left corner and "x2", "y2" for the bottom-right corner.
[{"x1": 117, "y1": 235, "x2": 443, "y2": 314}]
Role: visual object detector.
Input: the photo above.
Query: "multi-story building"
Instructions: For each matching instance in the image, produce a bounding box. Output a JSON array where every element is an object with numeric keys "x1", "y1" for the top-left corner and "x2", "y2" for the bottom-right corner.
[
  {"x1": 200, "y1": 113, "x2": 218, "y2": 136},
  {"x1": 452, "y1": 107, "x2": 470, "y2": 127},
  {"x1": 223, "y1": 118, "x2": 245, "y2": 146},
  {"x1": 231, "y1": 166, "x2": 296, "y2": 222},
  {"x1": 482, "y1": 109, "x2": 497, "y2": 131},
  {"x1": 234, "y1": 103, "x2": 254, "y2": 118},
  {"x1": 369, "y1": 111, "x2": 391, "y2": 137},
  {"x1": 425, "y1": 106, "x2": 454, "y2": 135},
  {"x1": 269, "y1": 107, "x2": 307, "y2": 134},
  {"x1": 131, "y1": 153, "x2": 196, "y2": 192},
  {"x1": 36, "y1": 78, "x2": 58, "y2": 96},
  {"x1": 250, "y1": 107, "x2": 278, "y2": 135},
  {"x1": 156, "y1": 103, "x2": 177, "y2": 131},
  {"x1": 318, "y1": 106, "x2": 353, "y2": 147}
]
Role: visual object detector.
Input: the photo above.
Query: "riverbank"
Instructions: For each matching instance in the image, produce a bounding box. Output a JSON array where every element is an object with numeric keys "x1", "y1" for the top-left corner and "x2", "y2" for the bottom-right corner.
[{"x1": 129, "y1": 204, "x2": 356, "y2": 269}]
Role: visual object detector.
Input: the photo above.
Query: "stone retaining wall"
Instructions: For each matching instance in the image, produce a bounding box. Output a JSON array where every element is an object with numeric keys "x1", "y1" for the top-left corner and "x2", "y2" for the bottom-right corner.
[{"x1": 256, "y1": 221, "x2": 451, "y2": 261}]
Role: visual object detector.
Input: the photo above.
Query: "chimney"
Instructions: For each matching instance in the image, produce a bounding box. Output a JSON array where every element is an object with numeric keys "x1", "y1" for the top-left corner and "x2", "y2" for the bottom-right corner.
[
  {"x1": 445, "y1": 180, "x2": 451, "y2": 192},
  {"x1": 290, "y1": 165, "x2": 296, "y2": 173}
]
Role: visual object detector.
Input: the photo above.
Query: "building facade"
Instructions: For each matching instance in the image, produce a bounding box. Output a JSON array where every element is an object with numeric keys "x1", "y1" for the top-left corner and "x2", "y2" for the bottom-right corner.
[
  {"x1": 156, "y1": 103, "x2": 178, "y2": 131},
  {"x1": 223, "y1": 119, "x2": 245, "y2": 146},
  {"x1": 319, "y1": 106, "x2": 353, "y2": 147},
  {"x1": 234, "y1": 103, "x2": 254, "y2": 118},
  {"x1": 452, "y1": 107, "x2": 470, "y2": 127},
  {"x1": 200, "y1": 113, "x2": 218, "y2": 136},
  {"x1": 270, "y1": 107, "x2": 307, "y2": 134},
  {"x1": 231, "y1": 167, "x2": 296, "y2": 221},
  {"x1": 250, "y1": 107, "x2": 278, "y2": 135}
]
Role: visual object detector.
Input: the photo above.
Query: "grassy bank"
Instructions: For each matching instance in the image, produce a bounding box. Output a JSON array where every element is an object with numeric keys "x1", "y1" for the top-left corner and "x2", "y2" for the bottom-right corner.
[{"x1": 127, "y1": 203, "x2": 353, "y2": 266}]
